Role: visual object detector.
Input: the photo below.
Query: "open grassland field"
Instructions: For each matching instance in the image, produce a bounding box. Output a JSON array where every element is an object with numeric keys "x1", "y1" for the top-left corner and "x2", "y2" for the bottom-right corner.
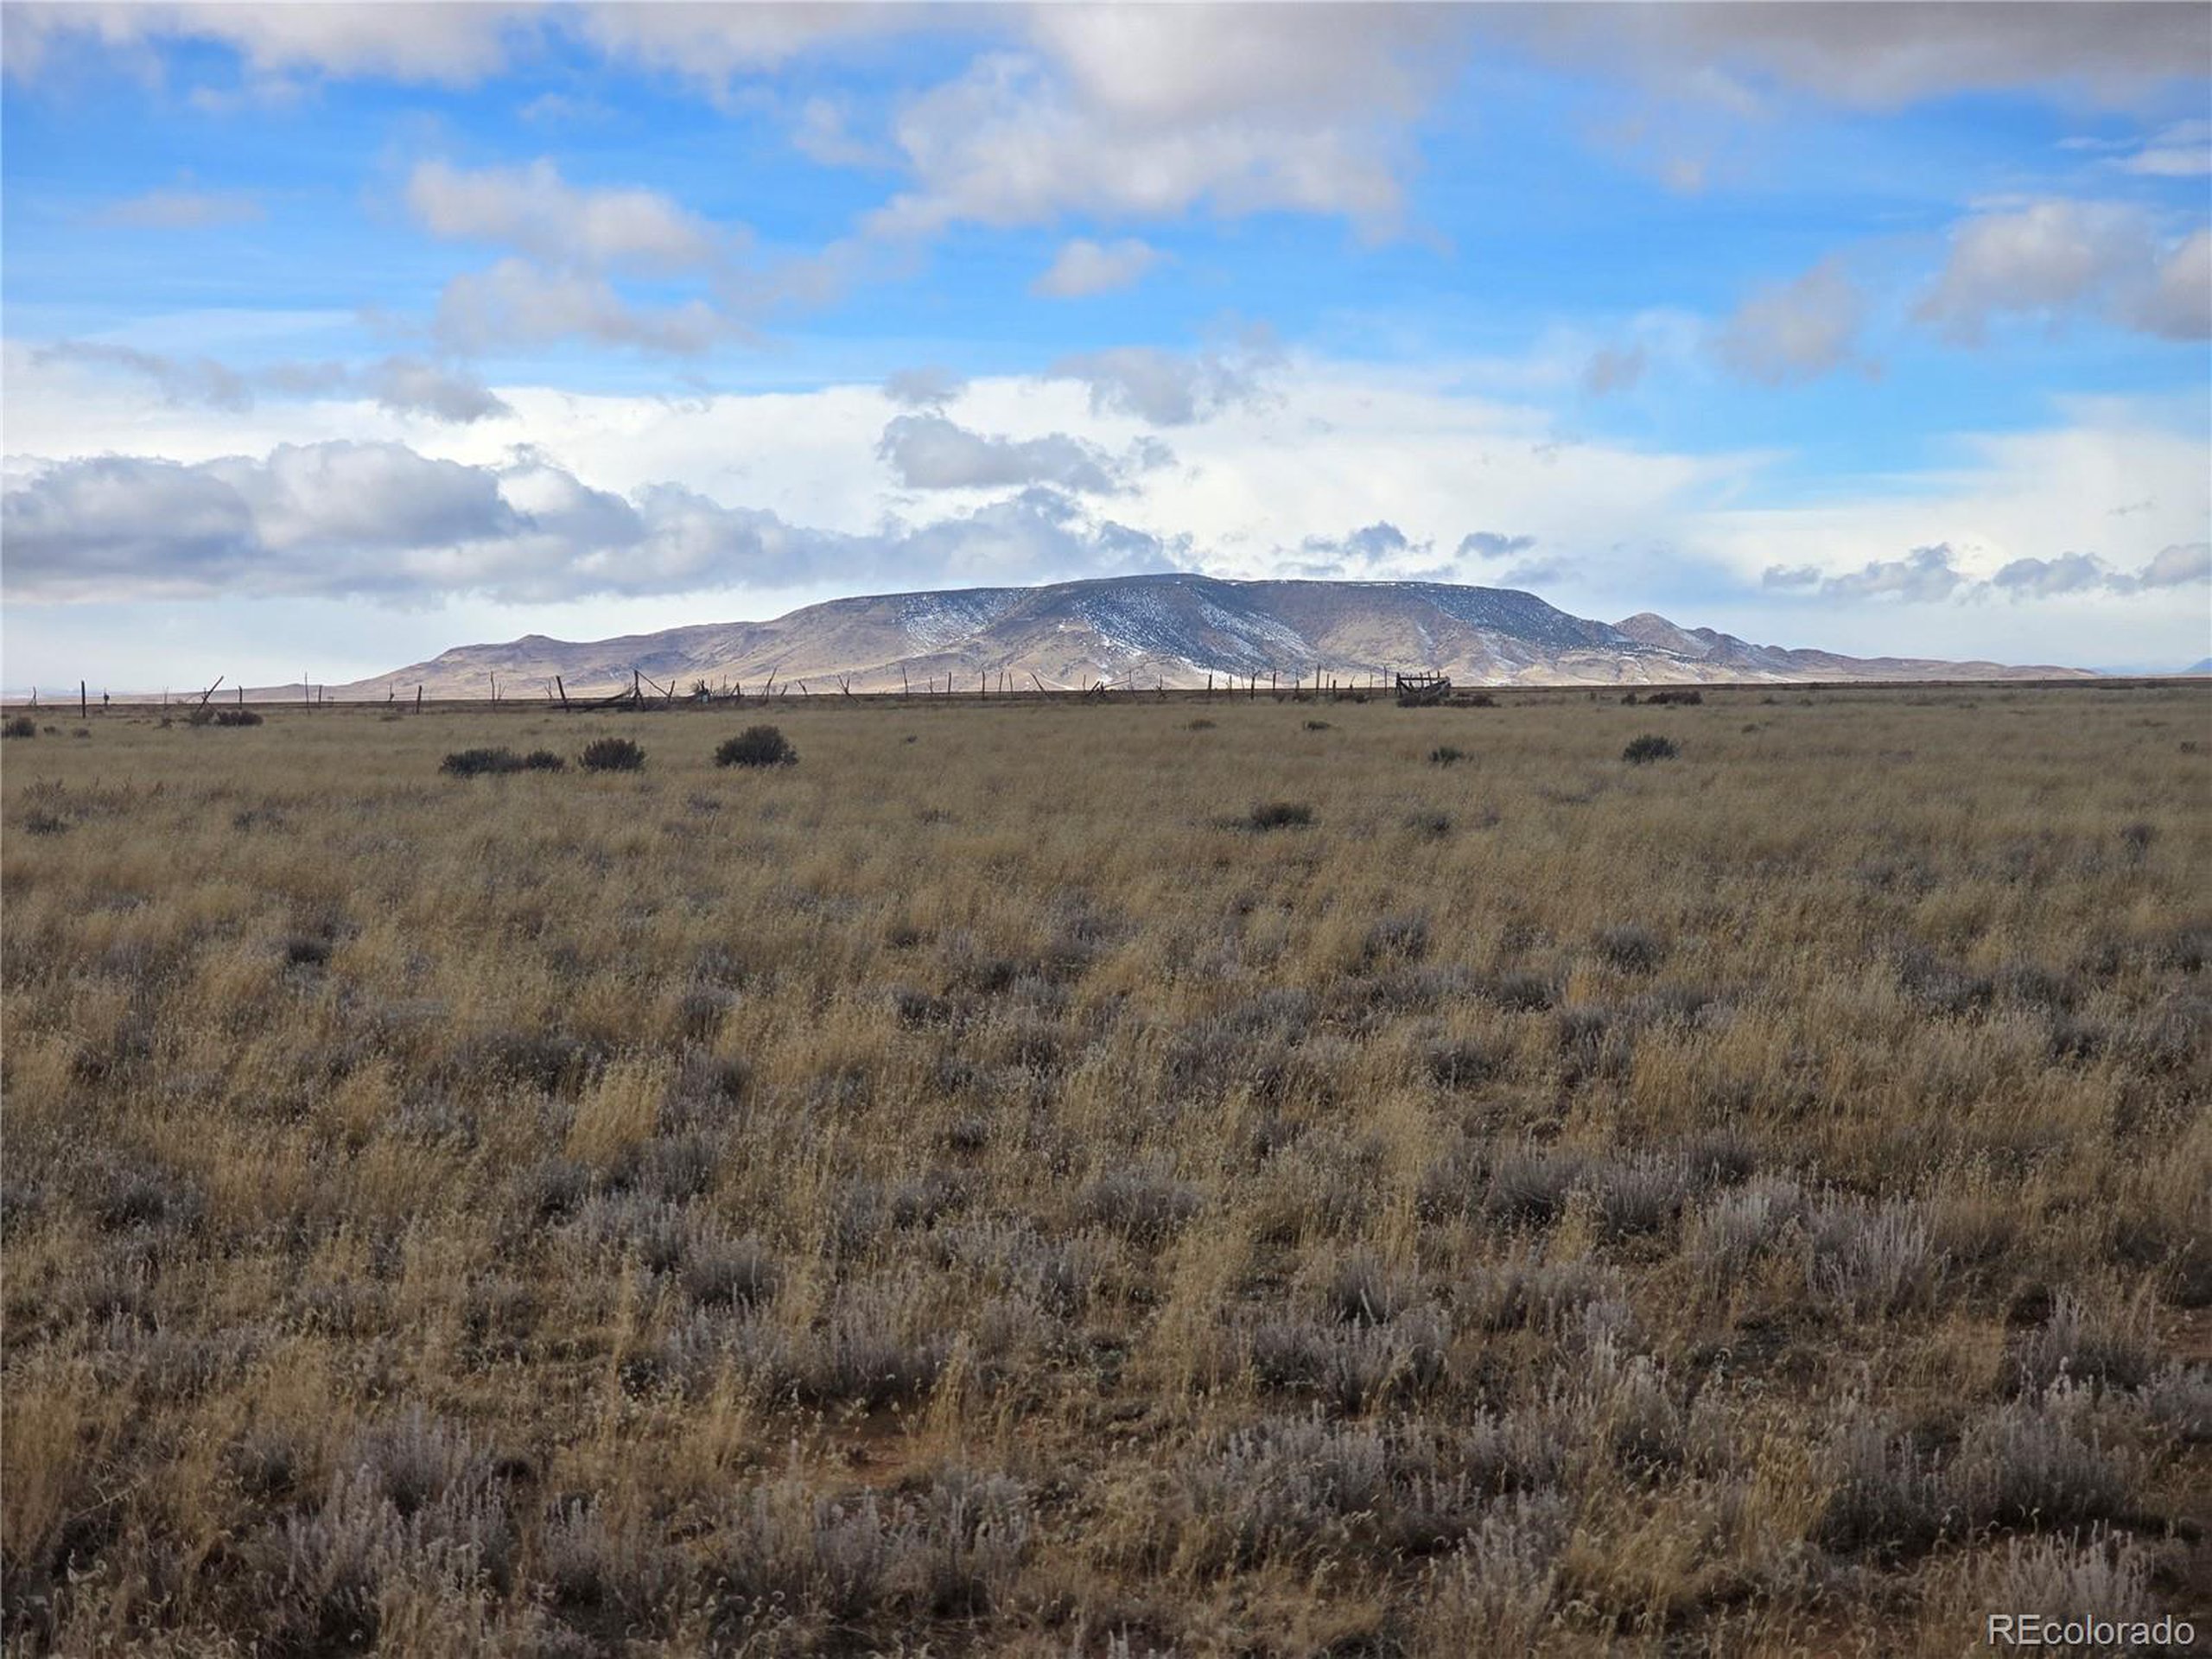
[{"x1": 3, "y1": 685, "x2": 2209, "y2": 1657}]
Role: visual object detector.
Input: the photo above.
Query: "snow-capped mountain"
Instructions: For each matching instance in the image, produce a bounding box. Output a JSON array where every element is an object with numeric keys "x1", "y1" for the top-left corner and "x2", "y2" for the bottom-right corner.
[{"x1": 337, "y1": 573, "x2": 2093, "y2": 697}]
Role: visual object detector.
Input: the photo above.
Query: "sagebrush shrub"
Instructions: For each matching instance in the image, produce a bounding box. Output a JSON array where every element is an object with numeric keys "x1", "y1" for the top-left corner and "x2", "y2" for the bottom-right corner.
[
  {"x1": 1622, "y1": 734, "x2": 1679, "y2": 764},
  {"x1": 715, "y1": 724, "x2": 798, "y2": 768},
  {"x1": 3, "y1": 715, "x2": 38, "y2": 738},
  {"x1": 579, "y1": 736, "x2": 645, "y2": 772},
  {"x1": 440, "y1": 747, "x2": 524, "y2": 778},
  {"x1": 1244, "y1": 801, "x2": 1313, "y2": 830}
]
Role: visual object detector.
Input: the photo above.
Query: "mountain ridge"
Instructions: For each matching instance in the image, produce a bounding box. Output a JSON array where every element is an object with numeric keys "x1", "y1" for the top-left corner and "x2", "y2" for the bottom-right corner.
[{"x1": 331, "y1": 572, "x2": 2094, "y2": 698}]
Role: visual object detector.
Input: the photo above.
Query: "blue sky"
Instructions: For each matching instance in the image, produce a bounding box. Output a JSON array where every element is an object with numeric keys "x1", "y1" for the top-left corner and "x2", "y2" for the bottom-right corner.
[{"x1": 3, "y1": 3, "x2": 2209, "y2": 690}]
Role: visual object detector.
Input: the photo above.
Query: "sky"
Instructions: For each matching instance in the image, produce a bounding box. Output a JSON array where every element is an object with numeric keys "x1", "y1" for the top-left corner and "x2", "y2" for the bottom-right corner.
[{"x1": 3, "y1": 1, "x2": 2209, "y2": 692}]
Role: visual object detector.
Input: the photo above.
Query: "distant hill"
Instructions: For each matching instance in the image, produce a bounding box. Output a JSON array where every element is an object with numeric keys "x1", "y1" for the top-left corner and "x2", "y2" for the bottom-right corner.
[{"x1": 332, "y1": 573, "x2": 2095, "y2": 698}]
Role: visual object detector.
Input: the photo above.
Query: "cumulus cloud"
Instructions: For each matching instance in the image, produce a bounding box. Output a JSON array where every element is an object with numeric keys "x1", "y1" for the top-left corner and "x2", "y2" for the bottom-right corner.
[
  {"x1": 1032, "y1": 237, "x2": 1163, "y2": 298},
  {"x1": 33, "y1": 340, "x2": 253, "y2": 410},
  {"x1": 1916, "y1": 200, "x2": 2209, "y2": 343},
  {"x1": 1812, "y1": 540, "x2": 2209, "y2": 603},
  {"x1": 30, "y1": 340, "x2": 511, "y2": 423},
  {"x1": 1761, "y1": 563, "x2": 1821, "y2": 588},
  {"x1": 1990, "y1": 550, "x2": 2110, "y2": 597},
  {"x1": 2123, "y1": 228, "x2": 2212, "y2": 341},
  {"x1": 404, "y1": 157, "x2": 723, "y2": 274},
  {"x1": 2113, "y1": 118, "x2": 2212, "y2": 175},
  {"x1": 358, "y1": 357, "x2": 515, "y2": 423},
  {"x1": 1713, "y1": 256, "x2": 1866, "y2": 385},
  {"x1": 92, "y1": 187, "x2": 264, "y2": 229},
  {"x1": 1819, "y1": 543, "x2": 1970, "y2": 602},
  {"x1": 1582, "y1": 343, "x2": 1648, "y2": 395},
  {"x1": 1508, "y1": 3, "x2": 2208, "y2": 112},
  {"x1": 3, "y1": 2, "x2": 531, "y2": 86},
  {"x1": 881, "y1": 365, "x2": 968, "y2": 409},
  {"x1": 2, "y1": 440, "x2": 1185, "y2": 605},
  {"x1": 2129, "y1": 541, "x2": 2211, "y2": 589},
  {"x1": 1049, "y1": 339, "x2": 1278, "y2": 425},
  {"x1": 434, "y1": 258, "x2": 728, "y2": 355},
  {"x1": 862, "y1": 9, "x2": 1463, "y2": 240},
  {"x1": 878, "y1": 412, "x2": 1145, "y2": 494},
  {"x1": 1457, "y1": 531, "x2": 1537, "y2": 560}
]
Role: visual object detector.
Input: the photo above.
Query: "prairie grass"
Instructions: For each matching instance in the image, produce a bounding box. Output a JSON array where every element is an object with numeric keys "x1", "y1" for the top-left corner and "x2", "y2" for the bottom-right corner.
[{"x1": 3, "y1": 684, "x2": 2208, "y2": 1655}]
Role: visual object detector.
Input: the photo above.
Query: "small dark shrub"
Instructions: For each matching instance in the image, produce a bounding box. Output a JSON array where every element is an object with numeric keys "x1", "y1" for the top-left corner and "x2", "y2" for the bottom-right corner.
[
  {"x1": 1429, "y1": 746, "x2": 1466, "y2": 766},
  {"x1": 1622, "y1": 734, "x2": 1679, "y2": 765},
  {"x1": 440, "y1": 747, "x2": 524, "y2": 777},
  {"x1": 1304, "y1": 719, "x2": 1332, "y2": 731},
  {"x1": 1186, "y1": 717, "x2": 1217, "y2": 730},
  {"x1": 520, "y1": 749, "x2": 565, "y2": 772},
  {"x1": 580, "y1": 736, "x2": 646, "y2": 772},
  {"x1": 1245, "y1": 801, "x2": 1313, "y2": 831},
  {"x1": 1462, "y1": 693, "x2": 1497, "y2": 708},
  {"x1": 1595, "y1": 924, "x2": 1666, "y2": 972},
  {"x1": 22, "y1": 807, "x2": 67, "y2": 836},
  {"x1": 715, "y1": 725, "x2": 798, "y2": 768},
  {"x1": 1405, "y1": 810, "x2": 1453, "y2": 839},
  {"x1": 211, "y1": 708, "x2": 264, "y2": 727},
  {"x1": 3, "y1": 715, "x2": 37, "y2": 738},
  {"x1": 1643, "y1": 689, "x2": 1703, "y2": 706}
]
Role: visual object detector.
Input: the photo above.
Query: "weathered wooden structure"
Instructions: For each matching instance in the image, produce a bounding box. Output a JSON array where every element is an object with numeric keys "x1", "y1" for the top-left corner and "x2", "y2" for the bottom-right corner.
[{"x1": 1395, "y1": 671, "x2": 1452, "y2": 707}]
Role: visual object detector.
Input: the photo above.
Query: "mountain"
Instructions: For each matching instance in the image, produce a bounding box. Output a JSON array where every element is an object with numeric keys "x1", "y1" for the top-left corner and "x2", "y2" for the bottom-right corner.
[{"x1": 334, "y1": 573, "x2": 2094, "y2": 698}]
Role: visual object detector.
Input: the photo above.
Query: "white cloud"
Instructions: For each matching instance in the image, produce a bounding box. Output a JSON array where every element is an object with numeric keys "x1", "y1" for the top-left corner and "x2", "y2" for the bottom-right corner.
[
  {"x1": 29, "y1": 340, "x2": 512, "y2": 423},
  {"x1": 878, "y1": 412, "x2": 1150, "y2": 494},
  {"x1": 405, "y1": 157, "x2": 722, "y2": 274},
  {"x1": 2131, "y1": 541, "x2": 2211, "y2": 589},
  {"x1": 1712, "y1": 257, "x2": 1866, "y2": 385},
  {"x1": 1817, "y1": 543, "x2": 1970, "y2": 602},
  {"x1": 1, "y1": 441, "x2": 1182, "y2": 606},
  {"x1": 1510, "y1": 3, "x2": 2209, "y2": 111},
  {"x1": 3, "y1": 2, "x2": 532, "y2": 87},
  {"x1": 1033, "y1": 238, "x2": 1163, "y2": 299},
  {"x1": 862, "y1": 12, "x2": 1453, "y2": 242},
  {"x1": 1582, "y1": 343, "x2": 1648, "y2": 396},
  {"x1": 2124, "y1": 228, "x2": 2212, "y2": 341},
  {"x1": 92, "y1": 186, "x2": 264, "y2": 229},
  {"x1": 433, "y1": 258, "x2": 728, "y2": 355},
  {"x1": 2114, "y1": 118, "x2": 2212, "y2": 175},
  {"x1": 1916, "y1": 200, "x2": 2209, "y2": 343},
  {"x1": 881, "y1": 365, "x2": 967, "y2": 409},
  {"x1": 1049, "y1": 338, "x2": 1279, "y2": 426}
]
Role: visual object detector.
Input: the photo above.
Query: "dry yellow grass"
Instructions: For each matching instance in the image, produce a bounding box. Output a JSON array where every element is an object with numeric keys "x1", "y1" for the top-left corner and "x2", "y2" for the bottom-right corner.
[{"x1": 3, "y1": 683, "x2": 2208, "y2": 1656}]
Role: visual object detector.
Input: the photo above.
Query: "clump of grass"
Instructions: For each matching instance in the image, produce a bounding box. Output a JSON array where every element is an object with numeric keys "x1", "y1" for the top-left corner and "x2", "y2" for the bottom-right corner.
[
  {"x1": 1243, "y1": 800, "x2": 1313, "y2": 831},
  {"x1": 439, "y1": 747, "x2": 542, "y2": 777},
  {"x1": 1405, "y1": 809, "x2": 1452, "y2": 839},
  {"x1": 579, "y1": 736, "x2": 646, "y2": 772},
  {"x1": 1304, "y1": 719, "x2": 1332, "y2": 732},
  {"x1": 441, "y1": 747, "x2": 520, "y2": 777},
  {"x1": 211, "y1": 708, "x2": 264, "y2": 727},
  {"x1": 1429, "y1": 745, "x2": 1466, "y2": 766},
  {"x1": 1185, "y1": 717, "x2": 1217, "y2": 730},
  {"x1": 3, "y1": 715, "x2": 37, "y2": 738},
  {"x1": 1622, "y1": 734, "x2": 1679, "y2": 764},
  {"x1": 715, "y1": 724, "x2": 798, "y2": 768}
]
